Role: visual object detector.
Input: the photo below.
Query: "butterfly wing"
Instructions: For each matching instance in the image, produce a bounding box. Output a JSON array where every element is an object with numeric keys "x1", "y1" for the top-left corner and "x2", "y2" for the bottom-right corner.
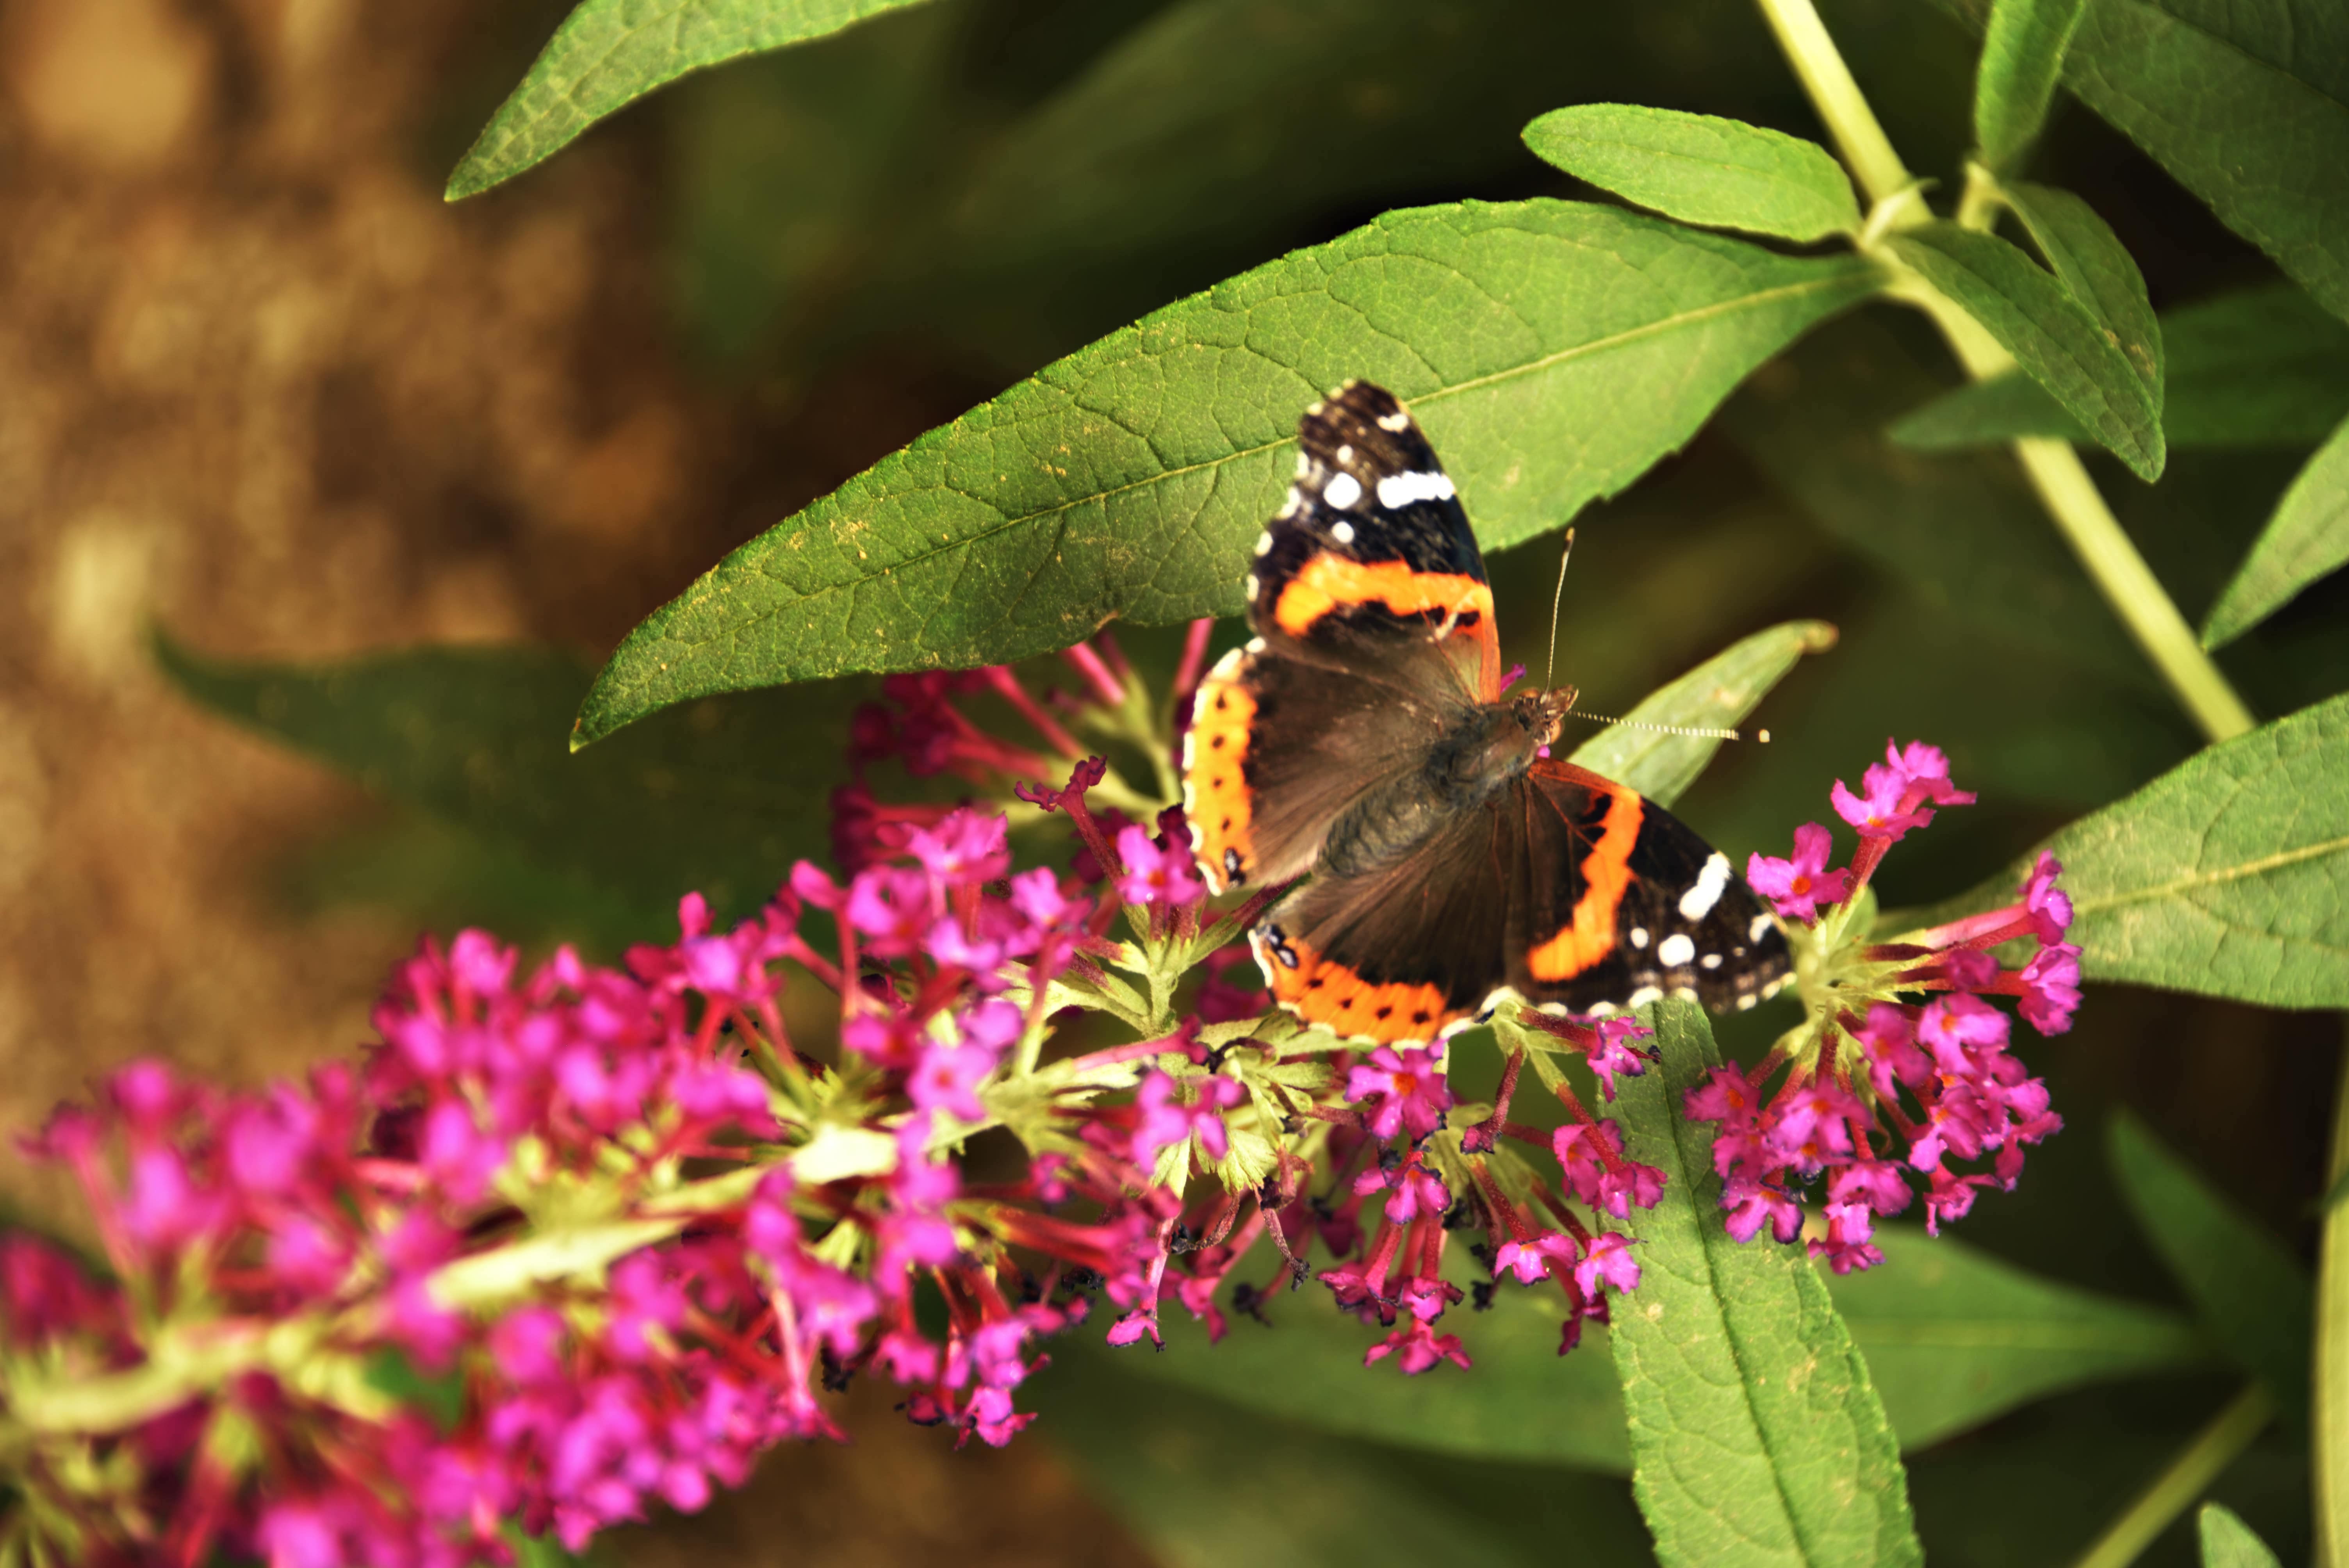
[
  {"x1": 1187, "y1": 381, "x2": 1492, "y2": 894},
  {"x1": 1510, "y1": 760, "x2": 1792, "y2": 1016},
  {"x1": 1248, "y1": 381, "x2": 1500, "y2": 703},
  {"x1": 1250, "y1": 797, "x2": 1521, "y2": 1045}
]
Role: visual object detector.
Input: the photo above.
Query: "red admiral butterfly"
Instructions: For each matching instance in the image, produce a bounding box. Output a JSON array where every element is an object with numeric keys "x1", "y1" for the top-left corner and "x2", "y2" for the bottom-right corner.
[{"x1": 1181, "y1": 381, "x2": 1792, "y2": 1046}]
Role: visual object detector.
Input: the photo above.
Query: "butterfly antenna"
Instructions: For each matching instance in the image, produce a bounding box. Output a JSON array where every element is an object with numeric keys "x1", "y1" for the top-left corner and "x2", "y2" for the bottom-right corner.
[
  {"x1": 1543, "y1": 529, "x2": 1575, "y2": 690},
  {"x1": 1566, "y1": 711, "x2": 1769, "y2": 743}
]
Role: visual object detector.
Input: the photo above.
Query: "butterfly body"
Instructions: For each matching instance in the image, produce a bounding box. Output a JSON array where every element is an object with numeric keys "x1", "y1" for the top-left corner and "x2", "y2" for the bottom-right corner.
[{"x1": 1181, "y1": 381, "x2": 1791, "y2": 1046}]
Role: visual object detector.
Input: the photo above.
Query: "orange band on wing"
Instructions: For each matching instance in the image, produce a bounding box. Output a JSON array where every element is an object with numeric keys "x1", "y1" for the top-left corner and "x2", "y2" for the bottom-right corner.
[
  {"x1": 1183, "y1": 663, "x2": 1258, "y2": 892},
  {"x1": 1258, "y1": 932, "x2": 1467, "y2": 1045},
  {"x1": 1273, "y1": 556, "x2": 1493, "y2": 640},
  {"x1": 1526, "y1": 790, "x2": 1644, "y2": 982}
]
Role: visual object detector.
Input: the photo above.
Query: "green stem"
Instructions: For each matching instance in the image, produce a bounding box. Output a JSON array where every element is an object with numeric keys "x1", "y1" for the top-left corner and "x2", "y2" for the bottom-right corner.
[
  {"x1": 2069, "y1": 1382, "x2": 2276, "y2": 1568},
  {"x1": 2010, "y1": 440, "x2": 2258, "y2": 741},
  {"x1": 1754, "y1": 0, "x2": 2258, "y2": 745},
  {"x1": 2315, "y1": 1025, "x2": 2349, "y2": 1568}
]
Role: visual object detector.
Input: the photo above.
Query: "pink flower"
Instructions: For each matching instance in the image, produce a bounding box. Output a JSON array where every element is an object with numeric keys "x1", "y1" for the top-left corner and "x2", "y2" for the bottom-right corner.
[
  {"x1": 1363, "y1": 1318, "x2": 1471, "y2": 1375},
  {"x1": 1584, "y1": 1017, "x2": 1657, "y2": 1100},
  {"x1": 2019, "y1": 943, "x2": 2082, "y2": 1035},
  {"x1": 1574, "y1": 1231, "x2": 1641, "y2": 1297},
  {"x1": 1831, "y1": 764, "x2": 1934, "y2": 841},
  {"x1": 1747, "y1": 823, "x2": 1852, "y2": 922},
  {"x1": 1344, "y1": 1044, "x2": 1452, "y2": 1141},
  {"x1": 1723, "y1": 1181, "x2": 1802, "y2": 1244},
  {"x1": 1114, "y1": 824, "x2": 1205, "y2": 907},
  {"x1": 1809, "y1": 1203, "x2": 1884, "y2": 1274},
  {"x1": 1493, "y1": 1230, "x2": 1581, "y2": 1285},
  {"x1": 2021, "y1": 851, "x2": 2074, "y2": 942},
  {"x1": 1131, "y1": 1071, "x2": 1246, "y2": 1165}
]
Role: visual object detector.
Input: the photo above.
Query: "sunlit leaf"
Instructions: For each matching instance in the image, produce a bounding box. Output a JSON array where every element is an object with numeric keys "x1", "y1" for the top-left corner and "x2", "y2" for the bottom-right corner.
[
  {"x1": 157, "y1": 637, "x2": 866, "y2": 932},
  {"x1": 1608, "y1": 1000, "x2": 1921, "y2": 1566},
  {"x1": 2002, "y1": 181, "x2": 2162, "y2": 399},
  {"x1": 1972, "y1": 0, "x2": 2092, "y2": 170},
  {"x1": 2199, "y1": 1503, "x2": 2285, "y2": 1568},
  {"x1": 1932, "y1": 0, "x2": 2349, "y2": 322},
  {"x1": 1570, "y1": 620, "x2": 1839, "y2": 807},
  {"x1": 2109, "y1": 1113, "x2": 2312, "y2": 1423},
  {"x1": 574, "y1": 201, "x2": 1880, "y2": 745},
  {"x1": 1889, "y1": 282, "x2": 2349, "y2": 452},
  {"x1": 446, "y1": 0, "x2": 936, "y2": 200},
  {"x1": 2202, "y1": 415, "x2": 2349, "y2": 647},
  {"x1": 1886, "y1": 221, "x2": 2165, "y2": 479},
  {"x1": 1521, "y1": 104, "x2": 1861, "y2": 242},
  {"x1": 1901, "y1": 694, "x2": 2349, "y2": 1007}
]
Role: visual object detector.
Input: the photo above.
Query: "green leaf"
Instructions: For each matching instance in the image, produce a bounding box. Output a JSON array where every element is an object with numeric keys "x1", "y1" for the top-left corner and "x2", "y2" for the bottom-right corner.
[
  {"x1": 1569, "y1": 620, "x2": 1840, "y2": 808},
  {"x1": 445, "y1": 0, "x2": 936, "y2": 200},
  {"x1": 1830, "y1": 1227, "x2": 2211, "y2": 1451},
  {"x1": 2002, "y1": 181, "x2": 2162, "y2": 399},
  {"x1": 574, "y1": 200, "x2": 1880, "y2": 745},
  {"x1": 1885, "y1": 221, "x2": 2165, "y2": 479},
  {"x1": 1520, "y1": 104, "x2": 1861, "y2": 242},
  {"x1": 2016, "y1": 693, "x2": 2349, "y2": 1006},
  {"x1": 2199, "y1": 1502, "x2": 2285, "y2": 1568},
  {"x1": 156, "y1": 637, "x2": 866, "y2": 931},
  {"x1": 2202, "y1": 414, "x2": 2349, "y2": 647},
  {"x1": 1031, "y1": 1357, "x2": 1653, "y2": 1568},
  {"x1": 2108, "y1": 1112, "x2": 2312, "y2": 1424},
  {"x1": 1608, "y1": 999, "x2": 1920, "y2": 1567},
  {"x1": 1889, "y1": 282, "x2": 2349, "y2": 452},
  {"x1": 1972, "y1": 0, "x2": 2092, "y2": 170},
  {"x1": 1111, "y1": 1216, "x2": 2204, "y2": 1472},
  {"x1": 1931, "y1": 0, "x2": 2349, "y2": 323}
]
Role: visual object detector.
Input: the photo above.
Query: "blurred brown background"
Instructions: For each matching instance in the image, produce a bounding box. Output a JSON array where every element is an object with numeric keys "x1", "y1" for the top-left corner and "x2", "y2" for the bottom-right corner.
[{"x1": 0, "y1": 0, "x2": 1142, "y2": 1558}]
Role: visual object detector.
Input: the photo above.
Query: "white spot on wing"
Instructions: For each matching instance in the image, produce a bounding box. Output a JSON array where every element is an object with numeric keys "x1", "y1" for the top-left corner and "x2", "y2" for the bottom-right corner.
[
  {"x1": 1335, "y1": 444, "x2": 1354, "y2": 464},
  {"x1": 1625, "y1": 985, "x2": 1663, "y2": 1010},
  {"x1": 1375, "y1": 470, "x2": 1456, "y2": 509},
  {"x1": 1245, "y1": 575, "x2": 1259, "y2": 600},
  {"x1": 1277, "y1": 488, "x2": 1301, "y2": 519},
  {"x1": 1700, "y1": 953, "x2": 1722, "y2": 971},
  {"x1": 1657, "y1": 933, "x2": 1695, "y2": 967},
  {"x1": 1749, "y1": 912, "x2": 1775, "y2": 943},
  {"x1": 1296, "y1": 453, "x2": 1312, "y2": 478},
  {"x1": 1629, "y1": 927, "x2": 1649, "y2": 949},
  {"x1": 1330, "y1": 520, "x2": 1356, "y2": 546},
  {"x1": 1322, "y1": 472, "x2": 1363, "y2": 510},
  {"x1": 1377, "y1": 410, "x2": 1411, "y2": 432},
  {"x1": 1254, "y1": 531, "x2": 1273, "y2": 556},
  {"x1": 1679, "y1": 853, "x2": 1732, "y2": 920}
]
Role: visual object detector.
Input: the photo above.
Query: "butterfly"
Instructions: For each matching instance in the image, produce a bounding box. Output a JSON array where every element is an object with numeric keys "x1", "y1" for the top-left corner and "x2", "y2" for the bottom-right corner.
[{"x1": 1181, "y1": 381, "x2": 1791, "y2": 1046}]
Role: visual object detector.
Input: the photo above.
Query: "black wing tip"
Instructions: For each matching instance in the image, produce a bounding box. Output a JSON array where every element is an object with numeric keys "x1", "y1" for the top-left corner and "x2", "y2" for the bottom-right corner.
[{"x1": 1297, "y1": 381, "x2": 1435, "y2": 475}]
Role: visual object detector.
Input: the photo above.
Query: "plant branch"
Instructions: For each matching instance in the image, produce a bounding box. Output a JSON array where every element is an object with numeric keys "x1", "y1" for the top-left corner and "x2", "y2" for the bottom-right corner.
[
  {"x1": 1755, "y1": 0, "x2": 2257, "y2": 745},
  {"x1": 2068, "y1": 1381, "x2": 2276, "y2": 1568},
  {"x1": 2316, "y1": 1025, "x2": 2349, "y2": 1568}
]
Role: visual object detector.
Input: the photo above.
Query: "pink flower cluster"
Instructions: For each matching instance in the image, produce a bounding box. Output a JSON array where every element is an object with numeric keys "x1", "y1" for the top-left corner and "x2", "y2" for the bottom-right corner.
[{"x1": 1687, "y1": 740, "x2": 2075, "y2": 1273}]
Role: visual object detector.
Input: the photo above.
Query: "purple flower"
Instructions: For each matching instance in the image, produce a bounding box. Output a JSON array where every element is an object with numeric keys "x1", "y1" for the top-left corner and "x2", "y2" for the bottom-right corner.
[
  {"x1": 1493, "y1": 1229, "x2": 1580, "y2": 1285},
  {"x1": 1809, "y1": 1203, "x2": 1884, "y2": 1274},
  {"x1": 2019, "y1": 943, "x2": 2082, "y2": 1035},
  {"x1": 1354, "y1": 1155, "x2": 1449, "y2": 1224},
  {"x1": 909, "y1": 1039, "x2": 1000, "y2": 1123},
  {"x1": 1344, "y1": 1044, "x2": 1452, "y2": 1141},
  {"x1": 1114, "y1": 824, "x2": 1205, "y2": 908},
  {"x1": 1584, "y1": 1017, "x2": 1656, "y2": 1100},
  {"x1": 1574, "y1": 1231, "x2": 1641, "y2": 1297},
  {"x1": 1363, "y1": 1318, "x2": 1471, "y2": 1375},
  {"x1": 1132, "y1": 1071, "x2": 1246, "y2": 1165},
  {"x1": 905, "y1": 809, "x2": 1011, "y2": 885},
  {"x1": 1723, "y1": 1181, "x2": 1802, "y2": 1244},
  {"x1": 1747, "y1": 823, "x2": 1852, "y2": 921},
  {"x1": 2021, "y1": 851, "x2": 2074, "y2": 943},
  {"x1": 1831, "y1": 764, "x2": 1934, "y2": 841}
]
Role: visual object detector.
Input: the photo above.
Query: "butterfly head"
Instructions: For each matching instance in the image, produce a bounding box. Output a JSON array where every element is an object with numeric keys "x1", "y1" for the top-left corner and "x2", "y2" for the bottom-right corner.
[{"x1": 1511, "y1": 685, "x2": 1579, "y2": 750}]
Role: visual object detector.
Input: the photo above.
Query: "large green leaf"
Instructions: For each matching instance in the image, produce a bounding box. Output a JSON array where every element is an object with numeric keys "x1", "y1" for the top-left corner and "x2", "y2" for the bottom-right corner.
[
  {"x1": 1111, "y1": 1218, "x2": 2204, "y2": 1474},
  {"x1": 1885, "y1": 221, "x2": 2165, "y2": 479},
  {"x1": 1608, "y1": 1000, "x2": 1920, "y2": 1567},
  {"x1": 1569, "y1": 620, "x2": 1839, "y2": 809},
  {"x1": 1932, "y1": 0, "x2": 2349, "y2": 323},
  {"x1": 2199, "y1": 1503, "x2": 2285, "y2": 1568},
  {"x1": 2202, "y1": 415, "x2": 2349, "y2": 648},
  {"x1": 2002, "y1": 181, "x2": 2162, "y2": 399},
  {"x1": 157, "y1": 637, "x2": 866, "y2": 932},
  {"x1": 1888, "y1": 282, "x2": 2349, "y2": 451},
  {"x1": 1972, "y1": 0, "x2": 2092, "y2": 170},
  {"x1": 1907, "y1": 693, "x2": 2349, "y2": 1007},
  {"x1": 446, "y1": 0, "x2": 935, "y2": 199},
  {"x1": 1032, "y1": 1358, "x2": 1655, "y2": 1568},
  {"x1": 1520, "y1": 105, "x2": 1861, "y2": 242},
  {"x1": 574, "y1": 200, "x2": 1880, "y2": 745},
  {"x1": 2109, "y1": 1113, "x2": 2312, "y2": 1424}
]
